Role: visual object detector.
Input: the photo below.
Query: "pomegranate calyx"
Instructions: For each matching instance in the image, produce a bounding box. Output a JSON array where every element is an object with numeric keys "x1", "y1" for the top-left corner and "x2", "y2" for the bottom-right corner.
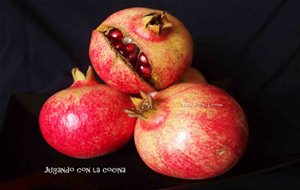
[
  {"x1": 142, "y1": 11, "x2": 173, "y2": 34},
  {"x1": 85, "y1": 66, "x2": 96, "y2": 81},
  {"x1": 125, "y1": 91, "x2": 154, "y2": 119},
  {"x1": 71, "y1": 67, "x2": 86, "y2": 81},
  {"x1": 70, "y1": 66, "x2": 98, "y2": 88},
  {"x1": 71, "y1": 66, "x2": 95, "y2": 82}
]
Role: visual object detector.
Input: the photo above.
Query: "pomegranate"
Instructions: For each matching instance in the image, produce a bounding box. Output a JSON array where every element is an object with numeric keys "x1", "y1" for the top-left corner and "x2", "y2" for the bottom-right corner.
[
  {"x1": 89, "y1": 7, "x2": 193, "y2": 94},
  {"x1": 179, "y1": 67, "x2": 207, "y2": 83},
  {"x1": 39, "y1": 67, "x2": 136, "y2": 159},
  {"x1": 126, "y1": 83, "x2": 248, "y2": 179}
]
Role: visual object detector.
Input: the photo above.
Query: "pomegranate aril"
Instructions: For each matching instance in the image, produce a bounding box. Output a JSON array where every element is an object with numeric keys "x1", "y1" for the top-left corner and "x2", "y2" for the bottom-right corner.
[
  {"x1": 105, "y1": 30, "x2": 150, "y2": 79},
  {"x1": 111, "y1": 41, "x2": 124, "y2": 51},
  {"x1": 107, "y1": 28, "x2": 123, "y2": 41},
  {"x1": 125, "y1": 43, "x2": 136, "y2": 54},
  {"x1": 127, "y1": 52, "x2": 138, "y2": 64},
  {"x1": 138, "y1": 52, "x2": 150, "y2": 67},
  {"x1": 136, "y1": 52, "x2": 151, "y2": 80},
  {"x1": 138, "y1": 53, "x2": 149, "y2": 66},
  {"x1": 137, "y1": 65, "x2": 151, "y2": 79}
]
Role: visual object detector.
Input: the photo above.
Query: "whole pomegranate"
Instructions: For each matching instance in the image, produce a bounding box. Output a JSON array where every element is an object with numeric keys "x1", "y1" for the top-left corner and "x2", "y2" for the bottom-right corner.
[
  {"x1": 39, "y1": 67, "x2": 136, "y2": 159},
  {"x1": 89, "y1": 7, "x2": 193, "y2": 94},
  {"x1": 126, "y1": 83, "x2": 248, "y2": 179}
]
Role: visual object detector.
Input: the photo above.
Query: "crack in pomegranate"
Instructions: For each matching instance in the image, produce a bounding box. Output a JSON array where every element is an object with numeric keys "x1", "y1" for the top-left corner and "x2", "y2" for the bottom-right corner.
[{"x1": 104, "y1": 28, "x2": 152, "y2": 81}]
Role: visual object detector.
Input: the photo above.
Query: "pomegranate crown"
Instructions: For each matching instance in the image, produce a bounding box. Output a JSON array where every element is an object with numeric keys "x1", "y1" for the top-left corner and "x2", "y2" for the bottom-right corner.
[
  {"x1": 125, "y1": 91, "x2": 155, "y2": 119},
  {"x1": 142, "y1": 11, "x2": 173, "y2": 34},
  {"x1": 71, "y1": 66, "x2": 98, "y2": 87}
]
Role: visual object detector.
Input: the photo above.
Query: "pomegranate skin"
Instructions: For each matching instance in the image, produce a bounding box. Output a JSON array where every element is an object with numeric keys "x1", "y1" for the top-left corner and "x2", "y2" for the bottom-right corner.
[
  {"x1": 39, "y1": 68, "x2": 136, "y2": 159},
  {"x1": 89, "y1": 7, "x2": 193, "y2": 94},
  {"x1": 179, "y1": 67, "x2": 207, "y2": 84},
  {"x1": 134, "y1": 83, "x2": 248, "y2": 179}
]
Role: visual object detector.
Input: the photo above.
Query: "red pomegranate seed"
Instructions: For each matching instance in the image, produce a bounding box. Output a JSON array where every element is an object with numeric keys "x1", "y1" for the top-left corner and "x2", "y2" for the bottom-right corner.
[
  {"x1": 111, "y1": 41, "x2": 124, "y2": 50},
  {"x1": 136, "y1": 52, "x2": 151, "y2": 79},
  {"x1": 107, "y1": 28, "x2": 123, "y2": 41},
  {"x1": 127, "y1": 52, "x2": 138, "y2": 64},
  {"x1": 137, "y1": 65, "x2": 151, "y2": 79},
  {"x1": 138, "y1": 52, "x2": 149, "y2": 66},
  {"x1": 125, "y1": 43, "x2": 136, "y2": 53}
]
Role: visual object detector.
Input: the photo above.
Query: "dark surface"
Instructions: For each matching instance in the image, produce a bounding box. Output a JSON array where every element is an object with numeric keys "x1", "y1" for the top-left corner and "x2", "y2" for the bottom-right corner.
[{"x1": 1, "y1": 0, "x2": 300, "y2": 189}]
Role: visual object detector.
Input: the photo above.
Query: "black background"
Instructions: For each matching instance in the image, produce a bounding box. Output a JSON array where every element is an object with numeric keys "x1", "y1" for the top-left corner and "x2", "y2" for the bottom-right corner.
[{"x1": 0, "y1": 0, "x2": 300, "y2": 189}]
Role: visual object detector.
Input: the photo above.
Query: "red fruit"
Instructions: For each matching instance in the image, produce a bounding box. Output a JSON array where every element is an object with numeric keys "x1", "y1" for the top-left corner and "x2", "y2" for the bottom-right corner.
[
  {"x1": 89, "y1": 7, "x2": 193, "y2": 94},
  {"x1": 39, "y1": 67, "x2": 136, "y2": 159},
  {"x1": 126, "y1": 83, "x2": 248, "y2": 179}
]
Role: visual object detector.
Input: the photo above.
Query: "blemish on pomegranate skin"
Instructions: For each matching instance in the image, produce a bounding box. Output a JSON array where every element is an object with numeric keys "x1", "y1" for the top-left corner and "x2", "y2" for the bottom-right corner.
[{"x1": 216, "y1": 144, "x2": 228, "y2": 156}]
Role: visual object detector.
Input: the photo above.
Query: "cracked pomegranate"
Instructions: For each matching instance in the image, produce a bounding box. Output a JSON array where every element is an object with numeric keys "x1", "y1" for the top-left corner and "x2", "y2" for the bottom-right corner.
[
  {"x1": 126, "y1": 83, "x2": 248, "y2": 179},
  {"x1": 39, "y1": 67, "x2": 136, "y2": 159},
  {"x1": 89, "y1": 7, "x2": 193, "y2": 94}
]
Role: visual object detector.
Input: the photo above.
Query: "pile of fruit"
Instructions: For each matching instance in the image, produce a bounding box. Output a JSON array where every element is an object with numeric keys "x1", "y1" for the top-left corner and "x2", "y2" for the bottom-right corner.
[{"x1": 39, "y1": 7, "x2": 248, "y2": 180}]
